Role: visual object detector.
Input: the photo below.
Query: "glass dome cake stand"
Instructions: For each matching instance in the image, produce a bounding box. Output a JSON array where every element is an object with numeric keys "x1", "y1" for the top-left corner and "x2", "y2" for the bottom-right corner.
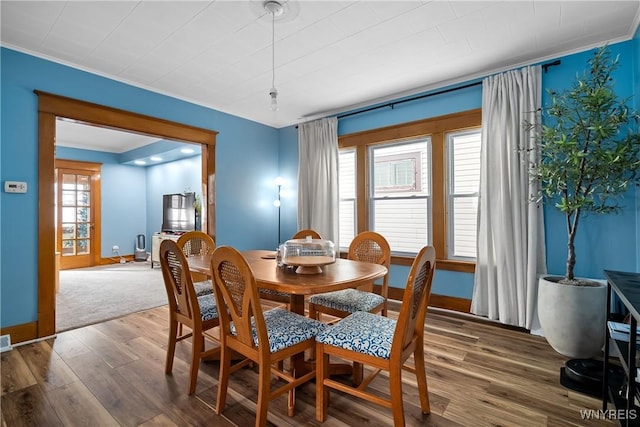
[{"x1": 280, "y1": 238, "x2": 336, "y2": 274}]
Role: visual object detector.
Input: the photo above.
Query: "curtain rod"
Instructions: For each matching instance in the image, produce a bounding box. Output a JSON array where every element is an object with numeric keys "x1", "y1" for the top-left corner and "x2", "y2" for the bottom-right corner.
[
  {"x1": 299, "y1": 59, "x2": 562, "y2": 124},
  {"x1": 541, "y1": 59, "x2": 561, "y2": 73},
  {"x1": 338, "y1": 58, "x2": 562, "y2": 120},
  {"x1": 336, "y1": 80, "x2": 482, "y2": 120}
]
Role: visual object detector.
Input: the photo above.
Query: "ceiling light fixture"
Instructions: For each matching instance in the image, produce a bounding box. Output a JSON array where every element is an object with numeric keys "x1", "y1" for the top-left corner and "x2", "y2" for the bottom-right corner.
[{"x1": 265, "y1": 0, "x2": 284, "y2": 112}]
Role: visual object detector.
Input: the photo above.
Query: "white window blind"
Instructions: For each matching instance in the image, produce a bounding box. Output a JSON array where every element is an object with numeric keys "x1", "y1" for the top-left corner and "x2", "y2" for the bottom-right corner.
[
  {"x1": 338, "y1": 150, "x2": 356, "y2": 249},
  {"x1": 447, "y1": 130, "x2": 481, "y2": 259}
]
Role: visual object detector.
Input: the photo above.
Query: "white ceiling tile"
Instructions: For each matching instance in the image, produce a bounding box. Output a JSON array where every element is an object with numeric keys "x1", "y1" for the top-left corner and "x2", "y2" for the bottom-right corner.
[
  {"x1": 326, "y1": 2, "x2": 383, "y2": 34},
  {"x1": 532, "y1": 1, "x2": 562, "y2": 27},
  {"x1": 479, "y1": 1, "x2": 535, "y2": 30},
  {"x1": 1, "y1": 1, "x2": 64, "y2": 26},
  {"x1": 436, "y1": 9, "x2": 487, "y2": 44},
  {"x1": 1, "y1": 26, "x2": 47, "y2": 52},
  {"x1": 448, "y1": 0, "x2": 494, "y2": 18},
  {"x1": 0, "y1": 1, "x2": 64, "y2": 47},
  {"x1": 40, "y1": 33, "x2": 96, "y2": 63},
  {"x1": 2, "y1": 0, "x2": 637, "y2": 132},
  {"x1": 367, "y1": 1, "x2": 425, "y2": 20},
  {"x1": 55, "y1": 1, "x2": 137, "y2": 33}
]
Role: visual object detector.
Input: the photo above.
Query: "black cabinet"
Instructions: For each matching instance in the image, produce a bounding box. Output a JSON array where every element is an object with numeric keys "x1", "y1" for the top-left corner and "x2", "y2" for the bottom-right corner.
[{"x1": 603, "y1": 270, "x2": 640, "y2": 426}]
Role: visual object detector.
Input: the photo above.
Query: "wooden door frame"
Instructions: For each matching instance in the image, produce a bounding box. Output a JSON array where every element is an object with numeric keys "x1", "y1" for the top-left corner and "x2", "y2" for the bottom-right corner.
[
  {"x1": 55, "y1": 159, "x2": 102, "y2": 269},
  {"x1": 37, "y1": 91, "x2": 217, "y2": 338}
]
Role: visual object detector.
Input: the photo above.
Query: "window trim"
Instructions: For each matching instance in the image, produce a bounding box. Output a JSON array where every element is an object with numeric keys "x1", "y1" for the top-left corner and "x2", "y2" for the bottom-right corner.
[{"x1": 338, "y1": 109, "x2": 481, "y2": 273}]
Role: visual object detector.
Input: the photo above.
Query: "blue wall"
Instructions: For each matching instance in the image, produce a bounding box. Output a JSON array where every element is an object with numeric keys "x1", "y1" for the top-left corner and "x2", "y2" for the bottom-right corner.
[
  {"x1": 541, "y1": 42, "x2": 638, "y2": 279},
  {"x1": 146, "y1": 156, "x2": 203, "y2": 244},
  {"x1": 277, "y1": 125, "x2": 300, "y2": 244},
  {"x1": 1, "y1": 47, "x2": 279, "y2": 329}
]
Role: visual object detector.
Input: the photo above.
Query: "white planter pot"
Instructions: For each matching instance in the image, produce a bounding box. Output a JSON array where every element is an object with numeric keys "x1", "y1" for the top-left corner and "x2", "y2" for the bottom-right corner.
[{"x1": 537, "y1": 275, "x2": 607, "y2": 358}]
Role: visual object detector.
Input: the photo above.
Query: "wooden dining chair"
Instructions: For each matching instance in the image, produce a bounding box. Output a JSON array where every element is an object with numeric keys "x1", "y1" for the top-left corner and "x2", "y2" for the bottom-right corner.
[
  {"x1": 210, "y1": 245, "x2": 327, "y2": 427},
  {"x1": 159, "y1": 239, "x2": 220, "y2": 395},
  {"x1": 291, "y1": 229, "x2": 322, "y2": 239},
  {"x1": 308, "y1": 231, "x2": 391, "y2": 321},
  {"x1": 315, "y1": 245, "x2": 436, "y2": 427},
  {"x1": 177, "y1": 231, "x2": 215, "y2": 297}
]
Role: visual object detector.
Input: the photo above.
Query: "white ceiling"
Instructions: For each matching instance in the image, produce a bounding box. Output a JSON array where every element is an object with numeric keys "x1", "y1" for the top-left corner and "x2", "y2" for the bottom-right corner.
[
  {"x1": 55, "y1": 119, "x2": 160, "y2": 153},
  {"x1": 2, "y1": 0, "x2": 640, "y2": 154}
]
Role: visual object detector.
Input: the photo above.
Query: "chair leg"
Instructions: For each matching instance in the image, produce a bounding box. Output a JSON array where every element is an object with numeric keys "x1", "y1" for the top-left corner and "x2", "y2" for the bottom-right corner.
[
  {"x1": 287, "y1": 385, "x2": 295, "y2": 417},
  {"x1": 286, "y1": 357, "x2": 295, "y2": 416},
  {"x1": 165, "y1": 318, "x2": 177, "y2": 374},
  {"x1": 353, "y1": 362, "x2": 364, "y2": 385},
  {"x1": 256, "y1": 361, "x2": 271, "y2": 427},
  {"x1": 215, "y1": 344, "x2": 231, "y2": 415},
  {"x1": 188, "y1": 330, "x2": 203, "y2": 395},
  {"x1": 315, "y1": 342, "x2": 329, "y2": 422},
  {"x1": 414, "y1": 345, "x2": 431, "y2": 414},
  {"x1": 307, "y1": 303, "x2": 321, "y2": 362},
  {"x1": 389, "y1": 369, "x2": 405, "y2": 427},
  {"x1": 308, "y1": 302, "x2": 319, "y2": 321}
]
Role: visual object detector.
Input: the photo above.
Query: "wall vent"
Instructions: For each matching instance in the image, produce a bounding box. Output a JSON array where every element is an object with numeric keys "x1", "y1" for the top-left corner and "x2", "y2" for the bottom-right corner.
[{"x1": 0, "y1": 334, "x2": 12, "y2": 353}]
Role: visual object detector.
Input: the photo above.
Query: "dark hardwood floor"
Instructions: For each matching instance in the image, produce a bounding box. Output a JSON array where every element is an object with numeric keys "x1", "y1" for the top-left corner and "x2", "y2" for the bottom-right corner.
[{"x1": 1, "y1": 302, "x2": 614, "y2": 426}]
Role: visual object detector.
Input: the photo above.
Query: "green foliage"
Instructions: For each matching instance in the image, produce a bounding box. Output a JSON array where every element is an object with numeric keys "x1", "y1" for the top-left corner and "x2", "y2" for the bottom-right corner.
[{"x1": 532, "y1": 45, "x2": 640, "y2": 280}]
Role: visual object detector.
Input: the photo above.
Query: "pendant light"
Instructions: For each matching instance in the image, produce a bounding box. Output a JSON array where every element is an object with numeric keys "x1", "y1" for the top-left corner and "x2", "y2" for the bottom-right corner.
[{"x1": 265, "y1": 1, "x2": 283, "y2": 111}]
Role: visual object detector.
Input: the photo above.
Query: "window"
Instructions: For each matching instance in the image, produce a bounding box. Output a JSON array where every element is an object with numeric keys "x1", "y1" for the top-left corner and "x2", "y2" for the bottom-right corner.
[
  {"x1": 370, "y1": 140, "x2": 431, "y2": 254},
  {"x1": 447, "y1": 130, "x2": 481, "y2": 260},
  {"x1": 338, "y1": 109, "x2": 481, "y2": 272},
  {"x1": 374, "y1": 150, "x2": 423, "y2": 193},
  {"x1": 338, "y1": 150, "x2": 356, "y2": 248}
]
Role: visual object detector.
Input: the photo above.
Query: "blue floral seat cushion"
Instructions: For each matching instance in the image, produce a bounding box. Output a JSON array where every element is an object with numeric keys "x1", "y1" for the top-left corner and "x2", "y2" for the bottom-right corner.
[
  {"x1": 231, "y1": 308, "x2": 327, "y2": 353},
  {"x1": 194, "y1": 280, "x2": 213, "y2": 297},
  {"x1": 316, "y1": 311, "x2": 396, "y2": 359},
  {"x1": 308, "y1": 289, "x2": 384, "y2": 314},
  {"x1": 197, "y1": 293, "x2": 219, "y2": 321}
]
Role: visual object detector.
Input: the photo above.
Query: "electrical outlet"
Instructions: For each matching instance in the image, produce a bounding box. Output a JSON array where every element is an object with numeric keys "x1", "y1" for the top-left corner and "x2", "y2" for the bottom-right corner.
[{"x1": 112, "y1": 245, "x2": 119, "y2": 252}]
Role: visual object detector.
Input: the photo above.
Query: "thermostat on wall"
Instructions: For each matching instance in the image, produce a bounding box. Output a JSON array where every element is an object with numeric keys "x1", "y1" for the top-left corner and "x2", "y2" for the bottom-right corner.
[{"x1": 4, "y1": 181, "x2": 27, "y2": 193}]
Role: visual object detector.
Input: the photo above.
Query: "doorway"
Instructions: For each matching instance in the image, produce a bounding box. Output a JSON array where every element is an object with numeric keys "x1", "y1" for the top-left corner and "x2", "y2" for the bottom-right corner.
[
  {"x1": 37, "y1": 91, "x2": 217, "y2": 339},
  {"x1": 55, "y1": 160, "x2": 101, "y2": 270}
]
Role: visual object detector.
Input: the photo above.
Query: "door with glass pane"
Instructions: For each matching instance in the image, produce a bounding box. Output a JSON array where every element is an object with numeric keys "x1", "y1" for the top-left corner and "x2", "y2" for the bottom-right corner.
[{"x1": 56, "y1": 160, "x2": 101, "y2": 270}]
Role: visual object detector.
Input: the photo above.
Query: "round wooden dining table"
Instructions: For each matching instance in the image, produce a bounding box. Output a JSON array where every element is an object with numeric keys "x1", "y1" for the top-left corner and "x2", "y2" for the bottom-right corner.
[{"x1": 187, "y1": 249, "x2": 388, "y2": 317}]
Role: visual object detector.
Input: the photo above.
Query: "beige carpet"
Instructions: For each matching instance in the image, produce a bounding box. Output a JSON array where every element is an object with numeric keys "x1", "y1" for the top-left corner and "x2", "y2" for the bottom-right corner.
[{"x1": 56, "y1": 261, "x2": 168, "y2": 332}]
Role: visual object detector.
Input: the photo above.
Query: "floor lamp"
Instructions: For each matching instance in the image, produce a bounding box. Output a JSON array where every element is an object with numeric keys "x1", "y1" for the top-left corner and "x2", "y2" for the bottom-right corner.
[{"x1": 274, "y1": 176, "x2": 284, "y2": 246}]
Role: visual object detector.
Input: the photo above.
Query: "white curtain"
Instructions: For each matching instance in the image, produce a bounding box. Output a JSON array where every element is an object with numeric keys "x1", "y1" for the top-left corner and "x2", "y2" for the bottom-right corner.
[
  {"x1": 298, "y1": 117, "x2": 339, "y2": 243},
  {"x1": 471, "y1": 65, "x2": 546, "y2": 330}
]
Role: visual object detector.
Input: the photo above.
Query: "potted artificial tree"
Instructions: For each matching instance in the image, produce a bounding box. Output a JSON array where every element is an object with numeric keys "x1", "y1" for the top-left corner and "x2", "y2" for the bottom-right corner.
[{"x1": 533, "y1": 45, "x2": 640, "y2": 358}]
